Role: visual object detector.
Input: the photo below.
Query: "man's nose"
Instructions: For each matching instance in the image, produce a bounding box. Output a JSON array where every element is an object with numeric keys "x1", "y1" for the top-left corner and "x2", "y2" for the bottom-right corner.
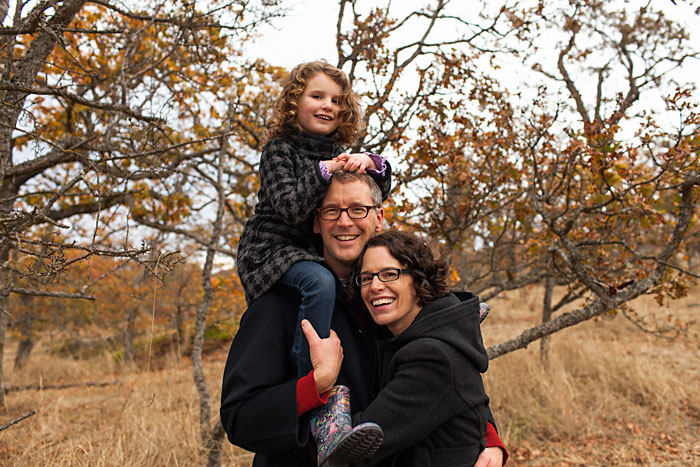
[{"x1": 336, "y1": 210, "x2": 354, "y2": 225}]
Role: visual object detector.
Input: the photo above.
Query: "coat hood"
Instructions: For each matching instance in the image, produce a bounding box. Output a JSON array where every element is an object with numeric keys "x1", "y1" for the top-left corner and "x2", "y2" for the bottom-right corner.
[{"x1": 387, "y1": 291, "x2": 489, "y2": 373}]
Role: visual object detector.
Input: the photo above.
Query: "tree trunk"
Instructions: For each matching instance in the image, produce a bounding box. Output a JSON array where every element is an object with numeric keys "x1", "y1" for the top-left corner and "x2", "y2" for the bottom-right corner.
[
  {"x1": 124, "y1": 307, "x2": 137, "y2": 362},
  {"x1": 192, "y1": 106, "x2": 232, "y2": 465},
  {"x1": 0, "y1": 242, "x2": 12, "y2": 408},
  {"x1": 176, "y1": 303, "x2": 185, "y2": 354},
  {"x1": 14, "y1": 295, "x2": 34, "y2": 370},
  {"x1": 14, "y1": 338, "x2": 34, "y2": 371},
  {"x1": 539, "y1": 274, "x2": 554, "y2": 364},
  {"x1": 0, "y1": 0, "x2": 87, "y2": 407},
  {"x1": 690, "y1": 236, "x2": 700, "y2": 274},
  {"x1": 205, "y1": 421, "x2": 226, "y2": 467},
  {"x1": 0, "y1": 304, "x2": 7, "y2": 408},
  {"x1": 193, "y1": 278, "x2": 214, "y2": 442}
]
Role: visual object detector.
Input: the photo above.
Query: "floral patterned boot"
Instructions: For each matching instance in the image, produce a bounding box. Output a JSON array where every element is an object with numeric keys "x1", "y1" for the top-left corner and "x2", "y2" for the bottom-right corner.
[{"x1": 310, "y1": 385, "x2": 383, "y2": 467}]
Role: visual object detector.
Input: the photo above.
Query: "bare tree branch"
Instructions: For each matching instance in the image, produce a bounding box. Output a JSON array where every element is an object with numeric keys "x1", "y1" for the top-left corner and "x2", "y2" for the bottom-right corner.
[{"x1": 0, "y1": 410, "x2": 36, "y2": 432}]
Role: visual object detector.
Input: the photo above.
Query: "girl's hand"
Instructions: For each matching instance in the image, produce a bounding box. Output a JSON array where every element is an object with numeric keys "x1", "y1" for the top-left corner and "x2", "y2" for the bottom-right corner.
[
  {"x1": 322, "y1": 159, "x2": 345, "y2": 174},
  {"x1": 334, "y1": 152, "x2": 372, "y2": 173},
  {"x1": 302, "y1": 320, "x2": 343, "y2": 395}
]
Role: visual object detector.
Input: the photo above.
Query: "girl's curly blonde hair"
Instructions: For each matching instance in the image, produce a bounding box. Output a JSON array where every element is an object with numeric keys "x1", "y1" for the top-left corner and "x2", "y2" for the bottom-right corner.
[{"x1": 266, "y1": 61, "x2": 364, "y2": 146}]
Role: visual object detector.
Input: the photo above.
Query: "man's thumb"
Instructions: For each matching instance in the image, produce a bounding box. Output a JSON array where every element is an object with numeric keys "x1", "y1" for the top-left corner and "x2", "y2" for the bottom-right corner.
[{"x1": 301, "y1": 319, "x2": 319, "y2": 343}]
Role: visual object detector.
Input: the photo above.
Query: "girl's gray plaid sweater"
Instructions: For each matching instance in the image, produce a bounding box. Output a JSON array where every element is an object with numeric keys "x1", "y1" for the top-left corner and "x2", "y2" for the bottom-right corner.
[{"x1": 236, "y1": 127, "x2": 391, "y2": 304}]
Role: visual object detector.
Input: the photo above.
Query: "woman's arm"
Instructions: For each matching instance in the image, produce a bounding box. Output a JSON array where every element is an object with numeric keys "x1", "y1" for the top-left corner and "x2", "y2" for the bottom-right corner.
[
  {"x1": 351, "y1": 341, "x2": 468, "y2": 462},
  {"x1": 475, "y1": 447, "x2": 505, "y2": 467}
]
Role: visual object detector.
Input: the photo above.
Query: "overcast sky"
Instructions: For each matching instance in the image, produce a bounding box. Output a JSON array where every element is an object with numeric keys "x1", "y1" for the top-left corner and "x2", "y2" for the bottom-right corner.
[
  {"x1": 246, "y1": 0, "x2": 700, "y2": 72},
  {"x1": 244, "y1": 0, "x2": 700, "y2": 140},
  {"x1": 246, "y1": 0, "x2": 340, "y2": 67}
]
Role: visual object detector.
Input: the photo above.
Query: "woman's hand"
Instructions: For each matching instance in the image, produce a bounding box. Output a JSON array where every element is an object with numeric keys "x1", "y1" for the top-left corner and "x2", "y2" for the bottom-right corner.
[
  {"x1": 474, "y1": 447, "x2": 505, "y2": 467},
  {"x1": 302, "y1": 319, "x2": 343, "y2": 395}
]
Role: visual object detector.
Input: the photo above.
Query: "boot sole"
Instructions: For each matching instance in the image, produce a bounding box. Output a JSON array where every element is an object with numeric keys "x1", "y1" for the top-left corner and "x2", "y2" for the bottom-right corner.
[{"x1": 320, "y1": 423, "x2": 384, "y2": 467}]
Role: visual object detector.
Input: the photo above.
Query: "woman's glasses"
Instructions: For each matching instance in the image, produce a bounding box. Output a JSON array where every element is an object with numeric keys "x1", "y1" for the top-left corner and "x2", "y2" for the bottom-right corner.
[{"x1": 355, "y1": 268, "x2": 410, "y2": 287}]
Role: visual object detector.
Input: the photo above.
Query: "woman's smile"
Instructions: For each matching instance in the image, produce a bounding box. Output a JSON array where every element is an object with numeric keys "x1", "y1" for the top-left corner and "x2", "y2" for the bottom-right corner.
[{"x1": 360, "y1": 246, "x2": 422, "y2": 336}]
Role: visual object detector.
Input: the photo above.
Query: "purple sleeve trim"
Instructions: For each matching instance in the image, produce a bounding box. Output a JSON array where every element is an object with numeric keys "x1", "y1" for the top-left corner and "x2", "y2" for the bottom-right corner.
[
  {"x1": 365, "y1": 152, "x2": 386, "y2": 176},
  {"x1": 319, "y1": 161, "x2": 332, "y2": 180}
]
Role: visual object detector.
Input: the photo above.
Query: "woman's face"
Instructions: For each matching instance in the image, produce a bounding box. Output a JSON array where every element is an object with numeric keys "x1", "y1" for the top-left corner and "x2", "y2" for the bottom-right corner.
[{"x1": 359, "y1": 246, "x2": 422, "y2": 336}]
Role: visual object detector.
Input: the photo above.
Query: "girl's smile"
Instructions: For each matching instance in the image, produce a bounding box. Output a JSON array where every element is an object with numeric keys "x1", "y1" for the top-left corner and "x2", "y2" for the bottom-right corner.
[{"x1": 296, "y1": 72, "x2": 342, "y2": 136}]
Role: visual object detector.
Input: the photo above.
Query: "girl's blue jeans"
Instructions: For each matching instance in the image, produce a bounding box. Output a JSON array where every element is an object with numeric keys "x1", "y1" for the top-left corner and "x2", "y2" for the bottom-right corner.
[{"x1": 280, "y1": 261, "x2": 336, "y2": 378}]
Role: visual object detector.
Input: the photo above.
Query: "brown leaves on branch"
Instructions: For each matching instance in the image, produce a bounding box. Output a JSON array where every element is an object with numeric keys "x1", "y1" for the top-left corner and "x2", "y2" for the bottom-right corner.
[
  {"x1": 0, "y1": 0, "x2": 285, "y2": 291},
  {"x1": 341, "y1": 1, "x2": 699, "y2": 355},
  {"x1": 0, "y1": 0, "x2": 696, "y2": 398}
]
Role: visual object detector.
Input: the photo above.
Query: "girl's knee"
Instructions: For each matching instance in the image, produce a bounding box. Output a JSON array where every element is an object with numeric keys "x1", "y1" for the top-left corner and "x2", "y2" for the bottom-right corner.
[{"x1": 313, "y1": 267, "x2": 336, "y2": 290}]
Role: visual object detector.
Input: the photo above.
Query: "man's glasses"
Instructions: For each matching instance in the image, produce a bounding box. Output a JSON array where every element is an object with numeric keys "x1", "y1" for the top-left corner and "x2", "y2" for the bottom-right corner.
[
  {"x1": 317, "y1": 205, "x2": 377, "y2": 221},
  {"x1": 355, "y1": 268, "x2": 411, "y2": 287}
]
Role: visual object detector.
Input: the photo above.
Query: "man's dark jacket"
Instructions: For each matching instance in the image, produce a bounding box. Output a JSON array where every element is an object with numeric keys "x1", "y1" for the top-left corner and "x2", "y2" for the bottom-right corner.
[{"x1": 220, "y1": 281, "x2": 378, "y2": 466}]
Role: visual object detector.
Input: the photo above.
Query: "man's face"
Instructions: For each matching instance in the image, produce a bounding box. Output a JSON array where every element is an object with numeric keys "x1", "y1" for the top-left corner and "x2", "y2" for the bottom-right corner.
[{"x1": 314, "y1": 179, "x2": 384, "y2": 279}]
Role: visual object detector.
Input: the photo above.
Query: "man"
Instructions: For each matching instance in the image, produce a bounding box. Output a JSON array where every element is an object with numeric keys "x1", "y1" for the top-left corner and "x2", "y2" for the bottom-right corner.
[{"x1": 220, "y1": 171, "x2": 506, "y2": 466}]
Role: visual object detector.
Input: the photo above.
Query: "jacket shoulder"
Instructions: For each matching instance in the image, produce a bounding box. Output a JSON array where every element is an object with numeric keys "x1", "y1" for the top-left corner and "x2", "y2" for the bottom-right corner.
[
  {"x1": 246, "y1": 284, "x2": 301, "y2": 312},
  {"x1": 393, "y1": 337, "x2": 451, "y2": 364}
]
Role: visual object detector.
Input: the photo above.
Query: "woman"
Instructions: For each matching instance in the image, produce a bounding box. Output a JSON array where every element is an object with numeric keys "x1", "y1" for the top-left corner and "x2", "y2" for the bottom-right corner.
[{"x1": 347, "y1": 230, "x2": 498, "y2": 466}]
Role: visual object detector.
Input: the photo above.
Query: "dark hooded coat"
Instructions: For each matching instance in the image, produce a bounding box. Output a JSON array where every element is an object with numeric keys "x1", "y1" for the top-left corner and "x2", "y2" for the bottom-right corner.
[
  {"x1": 354, "y1": 292, "x2": 490, "y2": 467},
  {"x1": 220, "y1": 279, "x2": 380, "y2": 466}
]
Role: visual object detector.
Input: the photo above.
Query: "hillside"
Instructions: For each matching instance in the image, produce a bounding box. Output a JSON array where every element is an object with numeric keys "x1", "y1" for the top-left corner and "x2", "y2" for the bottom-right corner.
[{"x1": 0, "y1": 287, "x2": 698, "y2": 466}]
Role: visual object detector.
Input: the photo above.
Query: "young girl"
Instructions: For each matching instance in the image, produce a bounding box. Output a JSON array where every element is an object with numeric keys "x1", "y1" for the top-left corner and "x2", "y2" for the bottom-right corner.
[{"x1": 236, "y1": 61, "x2": 392, "y2": 465}]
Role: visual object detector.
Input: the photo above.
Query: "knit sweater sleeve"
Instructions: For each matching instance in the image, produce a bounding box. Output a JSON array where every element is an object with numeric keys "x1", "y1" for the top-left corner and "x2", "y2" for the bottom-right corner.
[{"x1": 259, "y1": 139, "x2": 330, "y2": 225}]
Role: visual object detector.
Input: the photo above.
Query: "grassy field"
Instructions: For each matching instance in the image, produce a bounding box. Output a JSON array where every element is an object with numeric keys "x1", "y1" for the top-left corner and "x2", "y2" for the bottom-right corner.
[{"x1": 1, "y1": 287, "x2": 699, "y2": 466}]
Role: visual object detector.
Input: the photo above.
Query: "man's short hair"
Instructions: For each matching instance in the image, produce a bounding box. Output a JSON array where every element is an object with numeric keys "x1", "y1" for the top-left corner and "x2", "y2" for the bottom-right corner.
[{"x1": 330, "y1": 170, "x2": 383, "y2": 206}]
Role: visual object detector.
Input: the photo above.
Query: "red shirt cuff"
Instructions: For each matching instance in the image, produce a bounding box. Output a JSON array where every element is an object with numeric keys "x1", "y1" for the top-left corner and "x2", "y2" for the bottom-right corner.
[
  {"x1": 296, "y1": 370, "x2": 330, "y2": 417},
  {"x1": 486, "y1": 422, "x2": 509, "y2": 465}
]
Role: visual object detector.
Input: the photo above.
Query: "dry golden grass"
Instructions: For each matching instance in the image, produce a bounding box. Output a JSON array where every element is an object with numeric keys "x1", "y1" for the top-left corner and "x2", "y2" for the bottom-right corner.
[
  {"x1": 1, "y1": 286, "x2": 699, "y2": 466},
  {"x1": 482, "y1": 286, "x2": 700, "y2": 466},
  {"x1": 0, "y1": 347, "x2": 251, "y2": 466}
]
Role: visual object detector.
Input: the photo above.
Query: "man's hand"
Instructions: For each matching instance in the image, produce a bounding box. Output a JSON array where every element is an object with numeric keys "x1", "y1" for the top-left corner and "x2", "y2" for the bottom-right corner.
[
  {"x1": 474, "y1": 447, "x2": 505, "y2": 467},
  {"x1": 302, "y1": 319, "x2": 343, "y2": 394}
]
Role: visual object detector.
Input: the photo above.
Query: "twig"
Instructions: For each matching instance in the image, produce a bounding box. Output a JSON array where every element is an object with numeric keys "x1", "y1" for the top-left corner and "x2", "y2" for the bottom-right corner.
[
  {"x1": 7, "y1": 287, "x2": 96, "y2": 300},
  {"x1": 0, "y1": 411, "x2": 37, "y2": 432},
  {"x1": 3, "y1": 380, "x2": 120, "y2": 393}
]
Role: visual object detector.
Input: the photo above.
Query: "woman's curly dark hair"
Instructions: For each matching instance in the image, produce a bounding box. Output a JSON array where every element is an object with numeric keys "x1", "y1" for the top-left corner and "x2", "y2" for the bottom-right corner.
[
  {"x1": 352, "y1": 231, "x2": 450, "y2": 307},
  {"x1": 265, "y1": 61, "x2": 364, "y2": 146}
]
